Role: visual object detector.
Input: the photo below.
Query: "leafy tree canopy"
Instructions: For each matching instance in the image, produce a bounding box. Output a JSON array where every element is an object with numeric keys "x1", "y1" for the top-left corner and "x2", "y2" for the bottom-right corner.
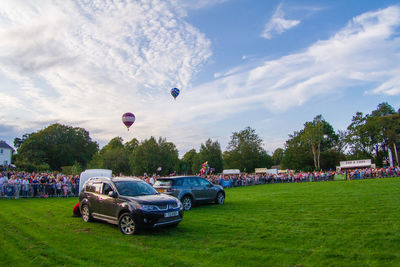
[
  {"x1": 346, "y1": 102, "x2": 400, "y2": 166},
  {"x1": 282, "y1": 116, "x2": 339, "y2": 171},
  {"x1": 131, "y1": 136, "x2": 179, "y2": 176},
  {"x1": 223, "y1": 127, "x2": 271, "y2": 173},
  {"x1": 14, "y1": 123, "x2": 98, "y2": 171},
  {"x1": 99, "y1": 137, "x2": 130, "y2": 175},
  {"x1": 272, "y1": 148, "x2": 284, "y2": 166},
  {"x1": 181, "y1": 149, "x2": 197, "y2": 175},
  {"x1": 193, "y1": 139, "x2": 223, "y2": 174}
]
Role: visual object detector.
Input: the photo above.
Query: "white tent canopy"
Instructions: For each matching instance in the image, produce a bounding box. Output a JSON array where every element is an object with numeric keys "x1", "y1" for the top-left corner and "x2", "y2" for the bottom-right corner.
[
  {"x1": 79, "y1": 169, "x2": 112, "y2": 194},
  {"x1": 223, "y1": 169, "x2": 240, "y2": 175}
]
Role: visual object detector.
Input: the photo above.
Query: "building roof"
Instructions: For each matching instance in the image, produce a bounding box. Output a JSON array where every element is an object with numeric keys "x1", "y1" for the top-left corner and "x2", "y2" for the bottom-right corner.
[{"x1": 0, "y1": 141, "x2": 14, "y2": 151}]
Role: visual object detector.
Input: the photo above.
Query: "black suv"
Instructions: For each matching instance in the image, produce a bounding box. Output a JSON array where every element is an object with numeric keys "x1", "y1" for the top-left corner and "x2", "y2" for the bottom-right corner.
[
  {"x1": 79, "y1": 177, "x2": 183, "y2": 235},
  {"x1": 153, "y1": 176, "x2": 225, "y2": 210}
]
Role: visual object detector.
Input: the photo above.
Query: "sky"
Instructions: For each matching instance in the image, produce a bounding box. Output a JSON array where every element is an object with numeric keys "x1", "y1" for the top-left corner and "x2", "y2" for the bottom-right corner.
[{"x1": 1, "y1": 0, "x2": 400, "y2": 157}]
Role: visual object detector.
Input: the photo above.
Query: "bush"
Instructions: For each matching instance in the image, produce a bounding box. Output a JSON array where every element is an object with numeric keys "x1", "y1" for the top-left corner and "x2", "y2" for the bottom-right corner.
[
  {"x1": 61, "y1": 161, "x2": 83, "y2": 175},
  {"x1": 15, "y1": 160, "x2": 51, "y2": 172}
]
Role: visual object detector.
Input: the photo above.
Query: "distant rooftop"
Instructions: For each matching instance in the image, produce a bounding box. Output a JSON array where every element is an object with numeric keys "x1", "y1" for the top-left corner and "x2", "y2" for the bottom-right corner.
[{"x1": 0, "y1": 141, "x2": 14, "y2": 151}]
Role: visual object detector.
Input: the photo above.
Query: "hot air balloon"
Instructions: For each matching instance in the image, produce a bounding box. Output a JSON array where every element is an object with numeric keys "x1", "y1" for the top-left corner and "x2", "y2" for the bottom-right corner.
[
  {"x1": 122, "y1": 112, "x2": 135, "y2": 131},
  {"x1": 170, "y1": 87, "x2": 180, "y2": 100}
]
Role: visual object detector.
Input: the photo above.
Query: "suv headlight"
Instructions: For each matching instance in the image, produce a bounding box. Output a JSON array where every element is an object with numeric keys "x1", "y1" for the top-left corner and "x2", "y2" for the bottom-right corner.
[
  {"x1": 137, "y1": 204, "x2": 159, "y2": 211},
  {"x1": 177, "y1": 200, "x2": 183, "y2": 210}
]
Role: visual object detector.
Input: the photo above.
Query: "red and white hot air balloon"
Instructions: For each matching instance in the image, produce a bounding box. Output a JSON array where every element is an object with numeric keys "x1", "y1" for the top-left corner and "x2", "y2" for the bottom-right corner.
[{"x1": 122, "y1": 112, "x2": 135, "y2": 131}]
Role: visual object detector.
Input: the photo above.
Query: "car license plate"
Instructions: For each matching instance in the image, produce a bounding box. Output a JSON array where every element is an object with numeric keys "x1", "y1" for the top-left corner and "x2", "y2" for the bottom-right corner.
[
  {"x1": 156, "y1": 188, "x2": 164, "y2": 193},
  {"x1": 164, "y1": 211, "x2": 179, "y2": 218}
]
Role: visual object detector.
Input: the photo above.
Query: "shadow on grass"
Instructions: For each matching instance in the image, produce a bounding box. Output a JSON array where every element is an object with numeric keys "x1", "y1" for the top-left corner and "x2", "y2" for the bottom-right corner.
[{"x1": 70, "y1": 214, "x2": 186, "y2": 236}]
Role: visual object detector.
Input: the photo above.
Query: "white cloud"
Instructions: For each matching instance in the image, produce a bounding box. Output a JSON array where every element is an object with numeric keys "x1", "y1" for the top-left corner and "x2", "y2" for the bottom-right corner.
[
  {"x1": 0, "y1": 0, "x2": 212, "y2": 148},
  {"x1": 1, "y1": 2, "x2": 400, "y2": 156},
  {"x1": 179, "y1": 0, "x2": 229, "y2": 10},
  {"x1": 168, "y1": 5, "x2": 400, "y2": 151},
  {"x1": 262, "y1": 4, "x2": 300, "y2": 39}
]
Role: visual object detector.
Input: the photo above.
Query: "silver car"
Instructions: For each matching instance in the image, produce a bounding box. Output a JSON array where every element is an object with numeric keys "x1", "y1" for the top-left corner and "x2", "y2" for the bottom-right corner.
[{"x1": 153, "y1": 176, "x2": 225, "y2": 210}]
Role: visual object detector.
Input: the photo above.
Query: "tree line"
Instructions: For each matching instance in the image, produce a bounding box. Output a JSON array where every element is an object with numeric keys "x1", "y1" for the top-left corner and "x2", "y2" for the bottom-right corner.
[{"x1": 11, "y1": 102, "x2": 400, "y2": 175}]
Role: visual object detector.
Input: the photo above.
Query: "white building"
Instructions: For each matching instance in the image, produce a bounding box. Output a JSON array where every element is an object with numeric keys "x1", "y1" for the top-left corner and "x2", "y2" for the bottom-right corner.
[{"x1": 0, "y1": 141, "x2": 14, "y2": 166}]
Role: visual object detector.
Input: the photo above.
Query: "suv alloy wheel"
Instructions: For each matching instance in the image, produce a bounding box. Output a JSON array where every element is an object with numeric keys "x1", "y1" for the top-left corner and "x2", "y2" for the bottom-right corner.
[
  {"x1": 216, "y1": 192, "x2": 225, "y2": 204},
  {"x1": 81, "y1": 205, "x2": 92, "y2": 222},
  {"x1": 181, "y1": 196, "x2": 192, "y2": 211},
  {"x1": 119, "y1": 213, "x2": 138, "y2": 235}
]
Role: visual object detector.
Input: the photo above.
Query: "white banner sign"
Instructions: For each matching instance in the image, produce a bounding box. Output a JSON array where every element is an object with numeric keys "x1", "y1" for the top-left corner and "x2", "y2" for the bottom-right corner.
[{"x1": 339, "y1": 159, "x2": 371, "y2": 168}]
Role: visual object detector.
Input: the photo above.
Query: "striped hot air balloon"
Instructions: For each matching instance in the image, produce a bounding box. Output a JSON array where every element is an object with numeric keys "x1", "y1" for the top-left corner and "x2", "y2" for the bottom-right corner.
[{"x1": 122, "y1": 112, "x2": 135, "y2": 131}]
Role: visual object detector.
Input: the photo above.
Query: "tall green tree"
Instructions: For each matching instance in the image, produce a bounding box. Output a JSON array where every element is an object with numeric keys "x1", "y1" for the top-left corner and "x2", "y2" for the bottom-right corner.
[
  {"x1": 345, "y1": 102, "x2": 400, "y2": 166},
  {"x1": 370, "y1": 103, "x2": 399, "y2": 166},
  {"x1": 303, "y1": 115, "x2": 327, "y2": 170},
  {"x1": 125, "y1": 138, "x2": 139, "y2": 153},
  {"x1": 158, "y1": 137, "x2": 180, "y2": 175},
  {"x1": 272, "y1": 148, "x2": 284, "y2": 166},
  {"x1": 14, "y1": 123, "x2": 98, "y2": 171},
  {"x1": 223, "y1": 127, "x2": 270, "y2": 173},
  {"x1": 87, "y1": 153, "x2": 104, "y2": 169},
  {"x1": 333, "y1": 130, "x2": 348, "y2": 153},
  {"x1": 99, "y1": 137, "x2": 131, "y2": 175},
  {"x1": 131, "y1": 137, "x2": 179, "y2": 176},
  {"x1": 282, "y1": 116, "x2": 339, "y2": 171},
  {"x1": 125, "y1": 137, "x2": 139, "y2": 175},
  {"x1": 192, "y1": 139, "x2": 223, "y2": 174},
  {"x1": 281, "y1": 130, "x2": 313, "y2": 171},
  {"x1": 345, "y1": 112, "x2": 373, "y2": 159},
  {"x1": 13, "y1": 133, "x2": 32, "y2": 149},
  {"x1": 181, "y1": 149, "x2": 197, "y2": 175}
]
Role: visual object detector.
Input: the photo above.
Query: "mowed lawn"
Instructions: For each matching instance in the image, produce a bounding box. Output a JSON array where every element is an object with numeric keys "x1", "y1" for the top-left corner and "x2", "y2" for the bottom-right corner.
[{"x1": 1, "y1": 178, "x2": 400, "y2": 266}]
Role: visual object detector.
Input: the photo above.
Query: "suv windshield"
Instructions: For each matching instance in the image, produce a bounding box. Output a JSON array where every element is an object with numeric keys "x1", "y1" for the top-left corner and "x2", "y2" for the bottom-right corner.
[{"x1": 114, "y1": 181, "x2": 158, "y2": 197}]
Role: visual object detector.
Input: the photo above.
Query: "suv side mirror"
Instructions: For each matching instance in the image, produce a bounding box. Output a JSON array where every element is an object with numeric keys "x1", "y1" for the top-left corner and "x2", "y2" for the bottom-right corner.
[
  {"x1": 207, "y1": 183, "x2": 213, "y2": 188},
  {"x1": 108, "y1": 191, "x2": 117, "y2": 198}
]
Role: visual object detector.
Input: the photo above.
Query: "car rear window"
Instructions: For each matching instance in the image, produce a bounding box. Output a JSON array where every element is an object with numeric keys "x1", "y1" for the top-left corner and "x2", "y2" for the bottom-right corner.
[
  {"x1": 154, "y1": 179, "x2": 172, "y2": 186},
  {"x1": 154, "y1": 179, "x2": 183, "y2": 186}
]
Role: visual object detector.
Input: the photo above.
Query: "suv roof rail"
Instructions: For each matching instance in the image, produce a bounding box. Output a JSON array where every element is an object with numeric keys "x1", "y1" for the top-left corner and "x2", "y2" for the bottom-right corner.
[{"x1": 88, "y1": 176, "x2": 111, "y2": 181}]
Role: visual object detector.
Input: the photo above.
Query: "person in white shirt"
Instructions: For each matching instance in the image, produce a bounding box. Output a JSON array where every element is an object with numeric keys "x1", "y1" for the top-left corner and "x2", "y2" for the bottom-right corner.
[
  {"x1": 14, "y1": 176, "x2": 22, "y2": 199},
  {"x1": 22, "y1": 178, "x2": 30, "y2": 198},
  {"x1": 149, "y1": 175, "x2": 155, "y2": 186}
]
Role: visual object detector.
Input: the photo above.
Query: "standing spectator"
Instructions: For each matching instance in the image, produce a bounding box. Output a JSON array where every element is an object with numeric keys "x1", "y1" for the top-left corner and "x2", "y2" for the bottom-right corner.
[
  {"x1": 74, "y1": 176, "x2": 80, "y2": 196},
  {"x1": 149, "y1": 175, "x2": 155, "y2": 186},
  {"x1": 39, "y1": 175, "x2": 46, "y2": 196},
  {"x1": 62, "y1": 180, "x2": 69, "y2": 197},
  {"x1": 56, "y1": 179, "x2": 62, "y2": 196},
  {"x1": 6, "y1": 177, "x2": 15, "y2": 198},
  {"x1": 22, "y1": 177, "x2": 30, "y2": 198},
  {"x1": 0, "y1": 173, "x2": 6, "y2": 196},
  {"x1": 32, "y1": 177, "x2": 39, "y2": 197},
  {"x1": 14, "y1": 175, "x2": 22, "y2": 199},
  {"x1": 66, "y1": 178, "x2": 72, "y2": 197}
]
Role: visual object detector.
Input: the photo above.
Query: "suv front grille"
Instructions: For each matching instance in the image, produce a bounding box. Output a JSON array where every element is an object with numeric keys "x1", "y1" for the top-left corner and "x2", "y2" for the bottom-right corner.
[
  {"x1": 155, "y1": 203, "x2": 178, "y2": 210},
  {"x1": 168, "y1": 203, "x2": 178, "y2": 209},
  {"x1": 157, "y1": 204, "x2": 168, "y2": 210}
]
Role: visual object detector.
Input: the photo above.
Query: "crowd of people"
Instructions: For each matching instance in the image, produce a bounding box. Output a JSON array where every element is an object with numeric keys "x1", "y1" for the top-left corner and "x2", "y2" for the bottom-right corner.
[
  {"x1": 204, "y1": 166, "x2": 400, "y2": 187},
  {"x1": 1, "y1": 166, "x2": 399, "y2": 199},
  {"x1": 0, "y1": 171, "x2": 80, "y2": 199}
]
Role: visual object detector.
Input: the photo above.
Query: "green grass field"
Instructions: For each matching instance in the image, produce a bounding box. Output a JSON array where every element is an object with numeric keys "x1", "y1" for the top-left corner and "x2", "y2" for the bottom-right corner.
[{"x1": 1, "y1": 178, "x2": 400, "y2": 266}]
